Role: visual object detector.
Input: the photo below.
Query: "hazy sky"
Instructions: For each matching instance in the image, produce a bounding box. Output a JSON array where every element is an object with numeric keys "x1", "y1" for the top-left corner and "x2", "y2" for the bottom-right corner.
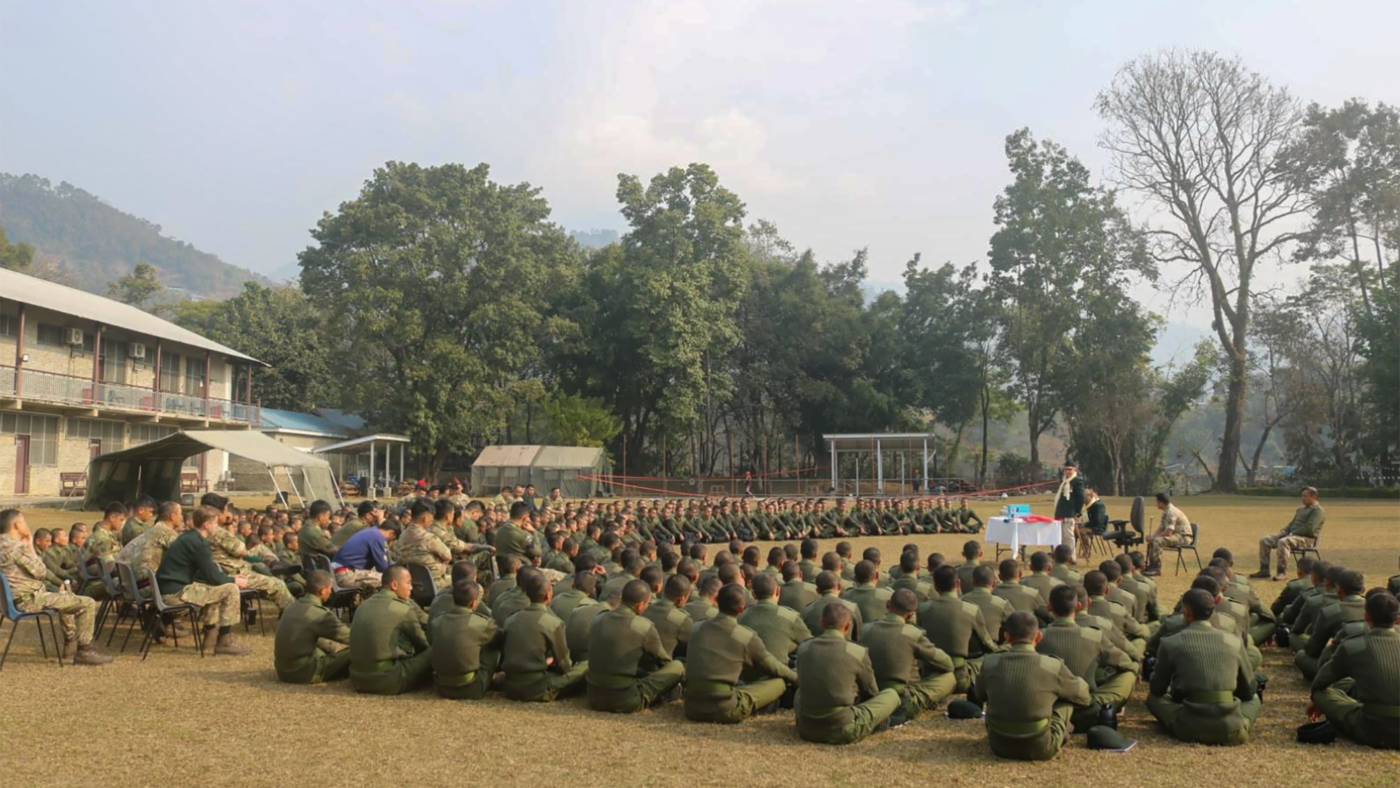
[{"x1": 2, "y1": 0, "x2": 1397, "y2": 350}]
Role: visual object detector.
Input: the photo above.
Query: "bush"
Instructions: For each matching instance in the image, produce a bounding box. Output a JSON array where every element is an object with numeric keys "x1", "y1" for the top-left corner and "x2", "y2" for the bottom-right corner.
[{"x1": 1237, "y1": 486, "x2": 1399, "y2": 499}]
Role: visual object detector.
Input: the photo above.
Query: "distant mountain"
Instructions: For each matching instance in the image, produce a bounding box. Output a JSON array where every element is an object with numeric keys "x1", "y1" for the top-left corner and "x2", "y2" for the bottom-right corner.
[
  {"x1": 0, "y1": 173, "x2": 269, "y2": 299},
  {"x1": 571, "y1": 228, "x2": 619, "y2": 249}
]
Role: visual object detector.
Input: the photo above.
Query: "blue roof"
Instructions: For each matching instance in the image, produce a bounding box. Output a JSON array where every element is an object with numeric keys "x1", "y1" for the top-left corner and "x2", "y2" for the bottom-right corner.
[
  {"x1": 315, "y1": 408, "x2": 366, "y2": 431},
  {"x1": 259, "y1": 408, "x2": 356, "y2": 437}
]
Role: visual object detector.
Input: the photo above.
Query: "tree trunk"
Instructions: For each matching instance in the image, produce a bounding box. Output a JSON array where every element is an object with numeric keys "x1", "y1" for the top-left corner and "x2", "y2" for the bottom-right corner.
[
  {"x1": 979, "y1": 390, "x2": 990, "y2": 487},
  {"x1": 1215, "y1": 347, "x2": 1248, "y2": 493},
  {"x1": 1027, "y1": 406, "x2": 1041, "y2": 470}
]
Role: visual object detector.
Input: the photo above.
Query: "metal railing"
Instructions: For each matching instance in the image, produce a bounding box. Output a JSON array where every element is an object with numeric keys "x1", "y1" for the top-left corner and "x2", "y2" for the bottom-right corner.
[{"x1": 0, "y1": 366, "x2": 259, "y2": 426}]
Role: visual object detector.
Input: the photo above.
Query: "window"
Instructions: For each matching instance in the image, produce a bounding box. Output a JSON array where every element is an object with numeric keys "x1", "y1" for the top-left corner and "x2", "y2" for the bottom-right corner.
[
  {"x1": 101, "y1": 340, "x2": 129, "y2": 383},
  {"x1": 36, "y1": 323, "x2": 66, "y2": 347},
  {"x1": 130, "y1": 424, "x2": 177, "y2": 446},
  {"x1": 185, "y1": 356, "x2": 206, "y2": 396},
  {"x1": 161, "y1": 352, "x2": 181, "y2": 393},
  {"x1": 0, "y1": 412, "x2": 58, "y2": 465},
  {"x1": 70, "y1": 419, "x2": 125, "y2": 449},
  {"x1": 0, "y1": 314, "x2": 16, "y2": 338}
]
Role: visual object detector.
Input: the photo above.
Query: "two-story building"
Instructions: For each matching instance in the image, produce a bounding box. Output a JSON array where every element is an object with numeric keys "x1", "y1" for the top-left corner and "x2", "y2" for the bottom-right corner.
[{"x1": 1, "y1": 267, "x2": 265, "y2": 497}]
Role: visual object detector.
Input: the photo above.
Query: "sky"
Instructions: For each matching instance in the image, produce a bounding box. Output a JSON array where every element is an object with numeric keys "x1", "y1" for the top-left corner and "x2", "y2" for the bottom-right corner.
[{"x1": 2, "y1": 0, "x2": 1397, "y2": 360}]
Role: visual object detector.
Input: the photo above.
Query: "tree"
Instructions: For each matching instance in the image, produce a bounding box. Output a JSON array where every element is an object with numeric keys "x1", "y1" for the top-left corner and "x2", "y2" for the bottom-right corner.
[
  {"x1": 1238, "y1": 301, "x2": 1306, "y2": 486},
  {"x1": 108, "y1": 262, "x2": 164, "y2": 308},
  {"x1": 541, "y1": 391, "x2": 622, "y2": 451},
  {"x1": 898, "y1": 258, "x2": 980, "y2": 451},
  {"x1": 0, "y1": 218, "x2": 34, "y2": 271},
  {"x1": 1285, "y1": 100, "x2": 1400, "y2": 314},
  {"x1": 987, "y1": 128, "x2": 1152, "y2": 472},
  {"x1": 298, "y1": 161, "x2": 579, "y2": 477},
  {"x1": 1355, "y1": 262, "x2": 1400, "y2": 469},
  {"x1": 1096, "y1": 50, "x2": 1308, "y2": 492},
  {"x1": 173, "y1": 282, "x2": 334, "y2": 412}
]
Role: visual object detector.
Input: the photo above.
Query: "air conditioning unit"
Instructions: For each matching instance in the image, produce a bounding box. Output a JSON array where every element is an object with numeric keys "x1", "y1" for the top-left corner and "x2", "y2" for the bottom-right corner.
[
  {"x1": 65, "y1": 328, "x2": 85, "y2": 346},
  {"x1": 130, "y1": 342, "x2": 147, "y2": 359}
]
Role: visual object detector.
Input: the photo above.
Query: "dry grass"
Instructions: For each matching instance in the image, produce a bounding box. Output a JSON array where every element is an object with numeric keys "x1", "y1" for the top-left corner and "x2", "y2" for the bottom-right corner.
[{"x1": 3, "y1": 494, "x2": 1398, "y2": 787}]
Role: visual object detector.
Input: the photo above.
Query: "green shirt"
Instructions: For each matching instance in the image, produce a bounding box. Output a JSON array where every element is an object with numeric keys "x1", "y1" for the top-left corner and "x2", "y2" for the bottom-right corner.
[
  {"x1": 349, "y1": 589, "x2": 429, "y2": 669},
  {"x1": 586, "y1": 607, "x2": 670, "y2": 679},
  {"x1": 502, "y1": 602, "x2": 572, "y2": 676},
  {"x1": 274, "y1": 595, "x2": 351, "y2": 678},
  {"x1": 155, "y1": 529, "x2": 236, "y2": 597},
  {"x1": 431, "y1": 605, "x2": 499, "y2": 681},
  {"x1": 1284, "y1": 503, "x2": 1325, "y2": 538}
]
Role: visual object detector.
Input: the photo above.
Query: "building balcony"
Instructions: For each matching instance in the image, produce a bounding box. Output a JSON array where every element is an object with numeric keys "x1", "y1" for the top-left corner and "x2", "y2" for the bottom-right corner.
[{"x1": 0, "y1": 365, "x2": 260, "y2": 426}]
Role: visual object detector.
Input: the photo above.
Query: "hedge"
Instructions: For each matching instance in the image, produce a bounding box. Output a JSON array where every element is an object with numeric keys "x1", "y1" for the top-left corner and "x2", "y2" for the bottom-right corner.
[{"x1": 1237, "y1": 486, "x2": 1400, "y2": 499}]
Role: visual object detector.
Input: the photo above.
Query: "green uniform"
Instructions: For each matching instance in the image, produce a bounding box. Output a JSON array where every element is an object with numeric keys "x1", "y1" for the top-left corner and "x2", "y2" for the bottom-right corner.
[
  {"x1": 643, "y1": 597, "x2": 694, "y2": 658},
  {"x1": 955, "y1": 561, "x2": 982, "y2": 594},
  {"x1": 794, "y1": 629, "x2": 901, "y2": 744},
  {"x1": 684, "y1": 597, "x2": 720, "y2": 626},
  {"x1": 501, "y1": 602, "x2": 586, "y2": 701},
  {"x1": 974, "y1": 644, "x2": 1091, "y2": 761},
  {"x1": 861, "y1": 613, "x2": 956, "y2": 718},
  {"x1": 431, "y1": 605, "x2": 500, "y2": 699},
  {"x1": 993, "y1": 579, "x2": 1053, "y2": 624},
  {"x1": 120, "y1": 516, "x2": 153, "y2": 547},
  {"x1": 1311, "y1": 626, "x2": 1400, "y2": 750},
  {"x1": 493, "y1": 521, "x2": 541, "y2": 563},
  {"x1": 684, "y1": 613, "x2": 796, "y2": 723},
  {"x1": 1298, "y1": 594, "x2": 1366, "y2": 679},
  {"x1": 779, "y1": 579, "x2": 819, "y2": 612},
  {"x1": 273, "y1": 595, "x2": 352, "y2": 684},
  {"x1": 1037, "y1": 617, "x2": 1137, "y2": 731},
  {"x1": 1147, "y1": 620, "x2": 1260, "y2": 745},
  {"x1": 586, "y1": 607, "x2": 684, "y2": 713},
  {"x1": 329, "y1": 517, "x2": 367, "y2": 549},
  {"x1": 963, "y1": 587, "x2": 1012, "y2": 644},
  {"x1": 1022, "y1": 571, "x2": 1064, "y2": 605},
  {"x1": 891, "y1": 574, "x2": 934, "y2": 603},
  {"x1": 397, "y1": 524, "x2": 453, "y2": 590},
  {"x1": 565, "y1": 599, "x2": 608, "y2": 661},
  {"x1": 802, "y1": 592, "x2": 863, "y2": 640},
  {"x1": 1271, "y1": 575, "x2": 1314, "y2": 619},
  {"x1": 549, "y1": 587, "x2": 595, "y2": 625},
  {"x1": 297, "y1": 522, "x2": 337, "y2": 559},
  {"x1": 738, "y1": 599, "x2": 812, "y2": 677},
  {"x1": 840, "y1": 583, "x2": 894, "y2": 628},
  {"x1": 1049, "y1": 564, "x2": 1081, "y2": 584},
  {"x1": 916, "y1": 592, "x2": 1001, "y2": 692},
  {"x1": 348, "y1": 589, "x2": 433, "y2": 695},
  {"x1": 1087, "y1": 595, "x2": 1148, "y2": 662},
  {"x1": 957, "y1": 505, "x2": 983, "y2": 532}
]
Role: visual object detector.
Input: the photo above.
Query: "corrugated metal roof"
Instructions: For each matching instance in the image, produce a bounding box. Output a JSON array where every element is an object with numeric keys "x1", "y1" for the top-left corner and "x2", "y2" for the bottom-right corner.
[
  {"x1": 532, "y1": 446, "x2": 605, "y2": 469},
  {"x1": 259, "y1": 408, "x2": 355, "y2": 437},
  {"x1": 315, "y1": 408, "x2": 365, "y2": 431},
  {"x1": 472, "y1": 445, "x2": 543, "y2": 467},
  {"x1": 0, "y1": 267, "x2": 264, "y2": 365}
]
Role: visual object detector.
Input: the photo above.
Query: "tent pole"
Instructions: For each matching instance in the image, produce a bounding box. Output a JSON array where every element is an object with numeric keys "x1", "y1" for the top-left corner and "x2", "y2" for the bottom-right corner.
[
  {"x1": 284, "y1": 464, "x2": 307, "y2": 510},
  {"x1": 328, "y1": 465, "x2": 344, "y2": 508},
  {"x1": 370, "y1": 442, "x2": 376, "y2": 498},
  {"x1": 399, "y1": 442, "x2": 405, "y2": 487},
  {"x1": 268, "y1": 466, "x2": 287, "y2": 509}
]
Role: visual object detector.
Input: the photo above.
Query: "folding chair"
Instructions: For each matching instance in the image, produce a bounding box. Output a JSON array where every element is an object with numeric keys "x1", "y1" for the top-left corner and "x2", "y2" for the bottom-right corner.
[
  {"x1": 0, "y1": 573, "x2": 64, "y2": 670},
  {"x1": 1288, "y1": 535, "x2": 1322, "y2": 564},
  {"x1": 141, "y1": 567, "x2": 205, "y2": 660},
  {"x1": 1166, "y1": 523, "x2": 1204, "y2": 576}
]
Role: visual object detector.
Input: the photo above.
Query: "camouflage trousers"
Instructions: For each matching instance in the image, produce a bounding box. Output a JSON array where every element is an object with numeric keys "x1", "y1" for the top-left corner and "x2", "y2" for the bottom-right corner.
[
  {"x1": 337, "y1": 569, "x2": 381, "y2": 594},
  {"x1": 164, "y1": 582, "x2": 241, "y2": 629},
  {"x1": 18, "y1": 589, "x2": 98, "y2": 645},
  {"x1": 1259, "y1": 533, "x2": 1315, "y2": 572},
  {"x1": 1147, "y1": 532, "x2": 1189, "y2": 566},
  {"x1": 242, "y1": 572, "x2": 294, "y2": 612}
]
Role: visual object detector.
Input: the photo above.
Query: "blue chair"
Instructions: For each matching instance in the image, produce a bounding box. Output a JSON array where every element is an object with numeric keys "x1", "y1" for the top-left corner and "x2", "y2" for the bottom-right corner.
[{"x1": 0, "y1": 573, "x2": 65, "y2": 670}]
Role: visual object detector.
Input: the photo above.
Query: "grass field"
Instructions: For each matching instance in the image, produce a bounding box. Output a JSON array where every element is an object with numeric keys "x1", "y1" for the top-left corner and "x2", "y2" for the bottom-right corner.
[{"x1": 2, "y1": 494, "x2": 1398, "y2": 787}]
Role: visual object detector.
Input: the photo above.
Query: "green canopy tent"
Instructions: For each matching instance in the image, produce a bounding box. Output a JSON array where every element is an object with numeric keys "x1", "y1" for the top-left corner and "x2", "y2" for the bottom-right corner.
[
  {"x1": 470, "y1": 445, "x2": 612, "y2": 500},
  {"x1": 81, "y1": 429, "x2": 340, "y2": 511}
]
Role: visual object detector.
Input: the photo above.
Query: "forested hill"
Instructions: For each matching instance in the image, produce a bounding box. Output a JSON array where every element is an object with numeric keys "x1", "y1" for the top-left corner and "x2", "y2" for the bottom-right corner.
[{"x1": 0, "y1": 173, "x2": 267, "y2": 299}]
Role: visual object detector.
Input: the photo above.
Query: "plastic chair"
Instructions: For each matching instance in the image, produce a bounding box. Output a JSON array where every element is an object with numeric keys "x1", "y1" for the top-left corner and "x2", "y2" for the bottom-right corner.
[
  {"x1": 76, "y1": 558, "x2": 112, "y2": 638},
  {"x1": 102, "y1": 561, "x2": 144, "y2": 650},
  {"x1": 137, "y1": 566, "x2": 205, "y2": 660},
  {"x1": 1167, "y1": 523, "x2": 1204, "y2": 576},
  {"x1": 0, "y1": 573, "x2": 65, "y2": 670},
  {"x1": 406, "y1": 563, "x2": 438, "y2": 609},
  {"x1": 309, "y1": 554, "x2": 361, "y2": 620}
]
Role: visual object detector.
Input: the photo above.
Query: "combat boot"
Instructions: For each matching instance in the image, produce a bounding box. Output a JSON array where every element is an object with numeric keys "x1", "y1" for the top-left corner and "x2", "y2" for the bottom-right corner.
[
  {"x1": 67, "y1": 641, "x2": 113, "y2": 665},
  {"x1": 214, "y1": 631, "x2": 253, "y2": 656}
]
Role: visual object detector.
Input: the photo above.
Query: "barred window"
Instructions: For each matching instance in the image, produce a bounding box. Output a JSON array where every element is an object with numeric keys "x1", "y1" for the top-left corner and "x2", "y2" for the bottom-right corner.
[
  {"x1": 130, "y1": 423, "x2": 177, "y2": 446},
  {"x1": 0, "y1": 313, "x2": 16, "y2": 338},
  {"x1": 36, "y1": 323, "x2": 66, "y2": 346},
  {"x1": 70, "y1": 418, "x2": 125, "y2": 449},
  {"x1": 0, "y1": 412, "x2": 59, "y2": 465}
]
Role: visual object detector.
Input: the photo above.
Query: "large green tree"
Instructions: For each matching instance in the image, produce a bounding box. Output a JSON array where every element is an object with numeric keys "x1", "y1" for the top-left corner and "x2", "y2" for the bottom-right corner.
[
  {"x1": 0, "y1": 218, "x2": 34, "y2": 271},
  {"x1": 108, "y1": 262, "x2": 165, "y2": 308},
  {"x1": 173, "y1": 282, "x2": 334, "y2": 412},
  {"x1": 987, "y1": 128, "x2": 1152, "y2": 472},
  {"x1": 298, "y1": 162, "x2": 579, "y2": 476}
]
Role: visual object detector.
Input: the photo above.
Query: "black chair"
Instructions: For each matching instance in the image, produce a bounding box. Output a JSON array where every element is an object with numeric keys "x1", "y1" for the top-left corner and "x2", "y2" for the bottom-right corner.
[
  {"x1": 406, "y1": 563, "x2": 438, "y2": 610},
  {"x1": 1165, "y1": 523, "x2": 1204, "y2": 576},
  {"x1": 109, "y1": 562, "x2": 150, "y2": 653},
  {"x1": 309, "y1": 554, "x2": 361, "y2": 620},
  {"x1": 0, "y1": 573, "x2": 64, "y2": 670},
  {"x1": 1105, "y1": 496, "x2": 1146, "y2": 553},
  {"x1": 138, "y1": 566, "x2": 205, "y2": 660},
  {"x1": 76, "y1": 558, "x2": 113, "y2": 638}
]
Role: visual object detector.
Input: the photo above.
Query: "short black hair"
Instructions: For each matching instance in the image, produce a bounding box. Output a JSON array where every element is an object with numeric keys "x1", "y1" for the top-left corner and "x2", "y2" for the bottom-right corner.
[
  {"x1": 201, "y1": 493, "x2": 230, "y2": 511},
  {"x1": 889, "y1": 588, "x2": 918, "y2": 616},
  {"x1": 1083, "y1": 570, "x2": 1108, "y2": 596},
  {"x1": 1190, "y1": 575, "x2": 1220, "y2": 597},
  {"x1": 933, "y1": 564, "x2": 958, "y2": 593},
  {"x1": 104, "y1": 501, "x2": 129, "y2": 519},
  {"x1": 1366, "y1": 592, "x2": 1398, "y2": 628},
  {"x1": 451, "y1": 561, "x2": 476, "y2": 585},
  {"x1": 854, "y1": 560, "x2": 876, "y2": 584},
  {"x1": 972, "y1": 565, "x2": 995, "y2": 588},
  {"x1": 357, "y1": 500, "x2": 381, "y2": 518},
  {"x1": 664, "y1": 573, "x2": 691, "y2": 602},
  {"x1": 520, "y1": 569, "x2": 550, "y2": 602},
  {"x1": 409, "y1": 500, "x2": 434, "y2": 520},
  {"x1": 1029, "y1": 551, "x2": 1051, "y2": 572},
  {"x1": 1003, "y1": 611, "x2": 1038, "y2": 642},
  {"x1": 815, "y1": 571, "x2": 839, "y2": 594},
  {"x1": 308, "y1": 499, "x2": 332, "y2": 518},
  {"x1": 1338, "y1": 570, "x2": 1366, "y2": 597},
  {"x1": 572, "y1": 572, "x2": 597, "y2": 595},
  {"x1": 800, "y1": 538, "x2": 818, "y2": 559},
  {"x1": 1181, "y1": 588, "x2": 1214, "y2": 620},
  {"x1": 622, "y1": 579, "x2": 652, "y2": 608},
  {"x1": 752, "y1": 573, "x2": 778, "y2": 599},
  {"x1": 1048, "y1": 584, "x2": 1078, "y2": 617},
  {"x1": 1052, "y1": 544, "x2": 1074, "y2": 564},
  {"x1": 134, "y1": 495, "x2": 158, "y2": 511},
  {"x1": 510, "y1": 501, "x2": 531, "y2": 519},
  {"x1": 452, "y1": 580, "x2": 482, "y2": 607},
  {"x1": 820, "y1": 600, "x2": 853, "y2": 630},
  {"x1": 306, "y1": 570, "x2": 333, "y2": 595},
  {"x1": 780, "y1": 562, "x2": 800, "y2": 582},
  {"x1": 1155, "y1": 492, "x2": 1170, "y2": 505},
  {"x1": 962, "y1": 540, "x2": 980, "y2": 560},
  {"x1": 1098, "y1": 560, "x2": 1122, "y2": 582},
  {"x1": 998, "y1": 558, "x2": 1019, "y2": 581},
  {"x1": 717, "y1": 583, "x2": 747, "y2": 615}
]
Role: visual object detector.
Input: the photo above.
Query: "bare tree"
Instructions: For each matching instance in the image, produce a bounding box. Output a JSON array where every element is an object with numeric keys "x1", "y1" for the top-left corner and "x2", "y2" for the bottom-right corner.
[{"x1": 1096, "y1": 50, "x2": 1308, "y2": 492}]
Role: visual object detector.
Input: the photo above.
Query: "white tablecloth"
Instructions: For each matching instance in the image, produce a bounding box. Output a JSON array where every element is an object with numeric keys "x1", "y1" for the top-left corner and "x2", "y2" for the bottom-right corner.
[{"x1": 985, "y1": 517, "x2": 1062, "y2": 553}]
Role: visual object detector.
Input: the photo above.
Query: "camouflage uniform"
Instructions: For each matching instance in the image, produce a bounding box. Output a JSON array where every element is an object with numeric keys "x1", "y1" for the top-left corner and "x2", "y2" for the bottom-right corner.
[
  {"x1": 82, "y1": 527, "x2": 122, "y2": 598},
  {"x1": 207, "y1": 527, "x2": 294, "y2": 612},
  {"x1": 396, "y1": 524, "x2": 453, "y2": 589},
  {"x1": 0, "y1": 534, "x2": 99, "y2": 646},
  {"x1": 117, "y1": 523, "x2": 180, "y2": 600}
]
